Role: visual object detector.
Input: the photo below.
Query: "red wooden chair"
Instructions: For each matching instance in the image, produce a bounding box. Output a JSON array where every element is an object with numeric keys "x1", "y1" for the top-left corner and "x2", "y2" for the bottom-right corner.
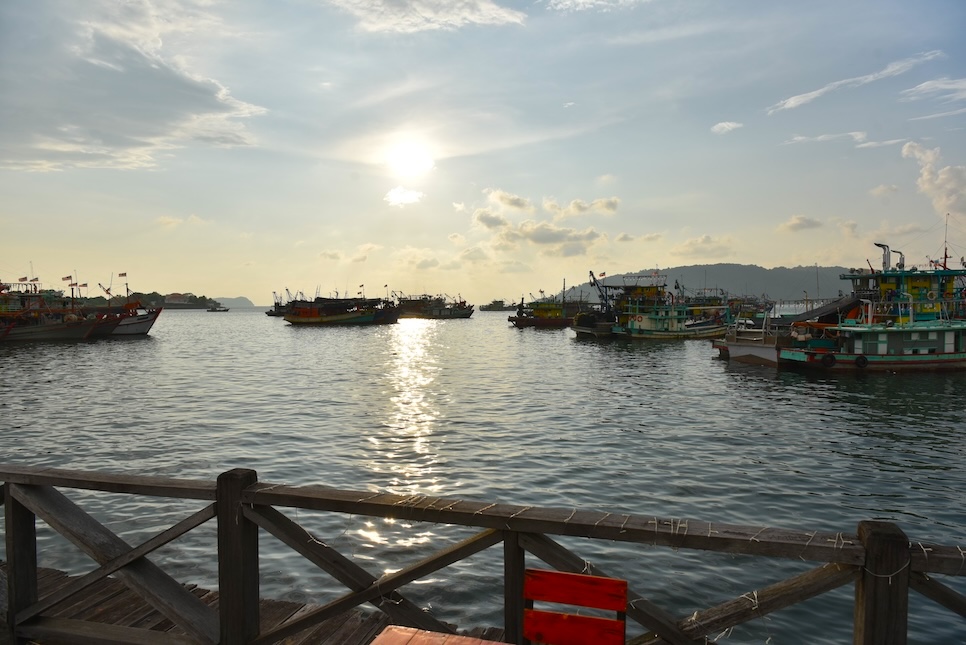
[{"x1": 523, "y1": 568, "x2": 627, "y2": 645}]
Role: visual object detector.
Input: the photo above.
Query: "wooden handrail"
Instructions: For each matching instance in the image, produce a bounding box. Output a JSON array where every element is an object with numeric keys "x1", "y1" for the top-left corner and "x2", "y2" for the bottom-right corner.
[{"x1": 3, "y1": 464, "x2": 965, "y2": 645}]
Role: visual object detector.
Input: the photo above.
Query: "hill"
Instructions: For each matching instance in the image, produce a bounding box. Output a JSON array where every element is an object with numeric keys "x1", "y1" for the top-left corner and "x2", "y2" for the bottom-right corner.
[
  {"x1": 214, "y1": 296, "x2": 255, "y2": 308},
  {"x1": 567, "y1": 264, "x2": 854, "y2": 302}
]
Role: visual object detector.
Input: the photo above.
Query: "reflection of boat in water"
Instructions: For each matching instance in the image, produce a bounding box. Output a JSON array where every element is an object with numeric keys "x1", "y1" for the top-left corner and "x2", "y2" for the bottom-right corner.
[
  {"x1": 777, "y1": 242, "x2": 966, "y2": 371},
  {"x1": 508, "y1": 282, "x2": 588, "y2": 329},
  {"x1": 395, "y1": 294, "x2": 474, "y2": 319},
  {"x1": 479, "y1": 299, "x2": 517, "y2": 311},
  {"x1": 284, "y1": 297, "x2": 400, "y2": 325}
]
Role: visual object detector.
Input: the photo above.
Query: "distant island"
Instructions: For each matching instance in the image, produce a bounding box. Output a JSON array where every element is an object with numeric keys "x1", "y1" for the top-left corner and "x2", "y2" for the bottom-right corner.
[{"x1": 213, "y1": 296, "x2": 255, "y2": 308}]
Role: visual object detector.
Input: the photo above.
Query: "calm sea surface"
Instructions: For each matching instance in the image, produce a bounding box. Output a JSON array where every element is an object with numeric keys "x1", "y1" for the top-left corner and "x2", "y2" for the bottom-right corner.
[{"x1": 2, "y1": 307, "x2": 964, "y2": 643}]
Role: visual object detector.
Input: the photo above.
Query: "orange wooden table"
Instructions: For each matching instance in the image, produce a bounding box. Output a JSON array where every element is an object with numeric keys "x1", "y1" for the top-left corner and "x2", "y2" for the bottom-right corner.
[{"x1": 370, "y1": 625, "x2": 505, "y2": 644}]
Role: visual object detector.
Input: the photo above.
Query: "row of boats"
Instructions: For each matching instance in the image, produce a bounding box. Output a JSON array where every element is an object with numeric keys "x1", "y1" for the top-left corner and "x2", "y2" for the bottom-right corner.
[
  {"x1": 266, "y1": 242, "x2": 966, "y2": 372},
  {"x1": 0, "y1": 281, "x2": 162, "y2": 342},
  {"x1": 267, "y1": 292, "x2": 474, "y2": 324}
]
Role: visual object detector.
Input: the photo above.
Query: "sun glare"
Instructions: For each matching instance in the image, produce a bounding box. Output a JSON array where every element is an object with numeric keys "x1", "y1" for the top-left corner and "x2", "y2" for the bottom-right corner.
[{"x1": 385, "y1": 141, "x2": 435, "y2": 179}]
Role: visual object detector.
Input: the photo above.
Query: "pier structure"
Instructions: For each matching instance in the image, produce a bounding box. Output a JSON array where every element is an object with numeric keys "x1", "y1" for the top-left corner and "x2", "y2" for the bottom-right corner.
[{"x1": 3, "y1": 465, "x2": 965, "y2": 643}]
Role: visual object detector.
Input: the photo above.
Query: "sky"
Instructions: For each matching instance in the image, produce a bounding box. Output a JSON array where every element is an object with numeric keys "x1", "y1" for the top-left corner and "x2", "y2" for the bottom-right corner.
[{"x1": 1, "y1": 0, "x2": 965, "y2": 306}]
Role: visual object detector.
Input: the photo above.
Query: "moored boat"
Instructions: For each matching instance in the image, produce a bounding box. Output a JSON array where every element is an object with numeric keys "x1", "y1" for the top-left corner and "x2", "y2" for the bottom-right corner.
[
  {"x1": 284, "y1": 297, "x2": 400, "y2": 325},
  {"x1": 576, "y1": 271, "x2": 731, "y2": 340},
  {"x1": 479, "y1": 299, "x2": 517, "y2": 311},
  {"x1": 509, "y1": 281, "x2": 587, "y2": 329},
  {"x1": 777, "y1": 242, "x2": 966, "y2": 371},
  {"x1": 395, "y1": 294, "x2": 474, "y2": 319}
]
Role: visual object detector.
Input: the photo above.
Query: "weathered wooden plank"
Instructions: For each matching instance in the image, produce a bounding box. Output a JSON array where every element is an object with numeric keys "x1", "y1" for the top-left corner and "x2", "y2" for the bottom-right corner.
[
  {"x1": 18, "y1": 503, "x2": 216, "y2": 621},
  {"x1": 0, "y1": 464, "x2": 215, "y2": 500},
  {"x1": 4, "y1": 482, "x2": 38, "y2": 633},
  {"x1": 629, "y1": 563, "x2": 858, "y2": 644},
  {"x1": 503, "y1": 531, "x2": 524, "y2": 645},
  {"x1": 217, "y1": 469, "x2": 260, "y2": 644},
  {"x1": 253, "y1": 529, "x2": 503, "y2": 644},
  {"x1": 17, "y1": 615, "x2": 198, "y2": 644},
  {"x1": 281, "y1": 604, "x2": 358, "y2": 645},
  {"x1": 909, "y1": 542, "x2": 966, "y2": 576},
  {"x1": 243, "y1": 484, "x2": 866, "y2": 566},
  {"x1": 909, "y1": 571, "x2": 966, "y2": 619},
  {"x1": 11, "y1": 483, "x2": 218, "y2": 644},
  {"x1": 519, "y1": 532, "x2": 694, "y2": 645},
  {"x1": 854, "y1": 521, "x2": 909, "y2": 645},
  {"x1": 244, "y1": 504, "x2": 452, "y2": 632}
]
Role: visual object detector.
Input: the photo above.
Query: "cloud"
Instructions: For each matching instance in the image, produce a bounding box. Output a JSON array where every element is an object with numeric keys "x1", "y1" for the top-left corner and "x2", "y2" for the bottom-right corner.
[
  {"x1": 615, "y1": 232, "x2": 634, "y2": 242},
  {"x1": 452, "y1": 202, "x2": 467, "y2": 212},
  {"x1": 901, "y1": 78, "x2": 966, "y2": 104},
  {"x1": 351, "y1": 242, "x2": 383, "y2": 263},
  {"x1": 869, "y1": 184, "x2": 898, "y2": 198},
  {"x1": 767, "y1": 51, "x2": 944, "y2": 115},
  {"x1": 902, "y1": 142, "x2": 966, "y2": 217},
  {"x1": 416, "y1": 257, "x2": 440, "y2": 270},
  {"x1": 783, "y1": 132, "x2": 867, "y2": 145},
  {"x1": 595, "y1": 174, "x2": 617, "y2": 185},
  {"x1": 319, "y1": 250, "x2": 343, "y2": 260},
  {"x1": 778, "y1": 215, "x2": 822, "y2": 232},
  {"x1": 448, "y1": 233, "x2": 465, "y2": 245},
  {"x1": 856, "y1": 139, "x2": 907, "y2": 149},
  {"x1": 543, "y1": 197, "x2": 619, "y2": 220},
  {"x1": 640, "y1": 232, "x2": 662, "y2": 242},
  {"x1": 474, "y1": 209, "x2": 510, "y2": 229},
  {"x1": 832, "y1": 219, "x2": 858, "y2": 238},
  {"x1": 156, "y1": 213, "x2": 206, "y2": 229},
  {"x1": 670, "y1": 235, "x2": 733, "y2": 259},
  {"x1": 384, "y1": 186, "x2": 425, "y2": 207},
  {"x1": 0, "y1": 1, "x2": 264, "y2": 171},
  {"x1": 711, "y1": 122, "x2": 743, "y2": 135},
  {"x1": 486, "y1": 189, "x2": 534, "y2": 212},
  {"x1": 329, "y1": 0, "x2": 526, "y2": 34},
  {"x1": 517, "y1": 220, "x2": 601, "y2": 246}
]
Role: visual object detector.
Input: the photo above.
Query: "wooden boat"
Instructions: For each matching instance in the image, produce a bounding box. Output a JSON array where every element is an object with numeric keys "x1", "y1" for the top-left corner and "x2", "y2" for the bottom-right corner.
[
  {"x1": 777, "y1": 242, "x2": 966, "y2": 371},
  {"x1": 479, "y1": 299, "x2": 517, "y2": 311},
  {"x1": 284, "y1": 297, "x2": 400, "y2": 325},
  {"x1": 509, "y1": 282, "x2": 587, "y2": 329},
  {"x1": 207, "y1": 306, "x2": 230, "y2": 312},
  {"x1": 0, "y1": 280, "x2": 121, "y2": 341},
  {"x1": 396, "y1": 294, "x2": 474, "y2": 319},
  {"x1": 575, "y1": 271, "x2": 731, "y2": 340},
  {"x1": 714, "y1": 296, "x2": 859, "y2": 366}
]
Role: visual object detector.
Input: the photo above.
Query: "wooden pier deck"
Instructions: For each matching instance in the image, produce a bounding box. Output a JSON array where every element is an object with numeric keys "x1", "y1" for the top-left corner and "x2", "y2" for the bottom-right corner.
[{"x1": 0, "y1": 565, "x2": 507, "y2": 644}]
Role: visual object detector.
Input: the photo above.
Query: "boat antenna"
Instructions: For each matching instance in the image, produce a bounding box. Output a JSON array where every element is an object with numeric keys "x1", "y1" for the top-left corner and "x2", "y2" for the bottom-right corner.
[{"x1": 943, "y1": 212, "x2": 950, "y2": 270}]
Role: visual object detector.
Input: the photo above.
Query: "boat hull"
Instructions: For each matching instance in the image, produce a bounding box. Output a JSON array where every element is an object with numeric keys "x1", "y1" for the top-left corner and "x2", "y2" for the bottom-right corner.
[
  {"x1": 509, "y1": 316, "x2": 573, "y2": 329},
  {"x1": 3, "y1": 318, "x2": 103, "y2": 341},
  {"x1": 778, "y1": 348, "x2": 966, "y2": 371},
  {"x1": 284, "y1": 309, "x2": 400, "y2": 325}
]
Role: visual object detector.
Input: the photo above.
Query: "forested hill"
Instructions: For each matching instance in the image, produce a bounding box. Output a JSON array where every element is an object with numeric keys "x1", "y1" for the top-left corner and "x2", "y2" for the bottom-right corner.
[{"x1": 575, "y1": 264, "x2": 854, "y2": 302}]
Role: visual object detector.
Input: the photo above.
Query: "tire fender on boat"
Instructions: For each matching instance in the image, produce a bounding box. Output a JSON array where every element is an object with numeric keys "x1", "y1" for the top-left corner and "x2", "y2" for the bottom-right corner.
[
  {"x1": 855, "y1": 355, "x2": 868, "y2": 368},
  {"x1": 926, "y1": 291, "x2": 937, "y2": 301},
  {"x1": 821, "y1": 353, "x2": 836, "y2": 368}
]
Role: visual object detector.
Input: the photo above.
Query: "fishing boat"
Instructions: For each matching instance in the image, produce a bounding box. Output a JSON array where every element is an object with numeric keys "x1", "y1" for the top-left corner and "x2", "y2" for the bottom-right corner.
[
  {"x1": 207, "y1": 306, "x2": 230, "y2": 312},
  {"x1": 395, "y1": 294, "x2": 474, "y2": 319},
  {"x1": 283, "y1": 297, "x2": 400, "y2": 326},
  {"x1": 777, "y1": 242, "x2": 966, "y2": 371},
  {"x1": 508, "y1": 282, "x2": 588, "y2": 329},
  {"x1": 0, "y1": 280, "x2": 121, "y2": 341},
  {"x1": 479, "y1": 299, "x2": 517, "y2": 311},
  {"x1": 574, "y1": 271, "x2": 731, "y2": 340},
  {"x1": 713, "y1": 296, "x2": 859, "y2": 366}
]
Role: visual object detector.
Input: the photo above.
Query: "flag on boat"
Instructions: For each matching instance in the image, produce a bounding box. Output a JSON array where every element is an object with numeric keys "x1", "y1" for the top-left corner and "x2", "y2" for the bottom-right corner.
[
  {"x1": 118, "y1": 272, "x2": 127, "y2": 277},
  {"x1": 78, "y1": 283, "x2": 87, "y2": 288},
  {"x1": 359, "y1": 284, "x2": 364, "y2": 288},
  {"x1": 29, "y1": 278, "x2": 39, "y2": 282},
  {"x1": 599, "y1": 272, "x2": 606, "y2": 278},
  {"x1": 18, "y1": 276, "x2": 27, "y2": 282},
  {"x1": 69, "y1": 282, "x2": 77, "y2": 287},
  {"x1": 62, "y1": 275, "x2": 72, "y2": 281}
]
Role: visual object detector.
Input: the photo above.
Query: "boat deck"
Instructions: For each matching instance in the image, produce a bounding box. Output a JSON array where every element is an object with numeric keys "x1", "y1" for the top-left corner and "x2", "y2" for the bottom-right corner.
[{"x1": 0, "y1": 565, "x2": 506, "y2": 644}]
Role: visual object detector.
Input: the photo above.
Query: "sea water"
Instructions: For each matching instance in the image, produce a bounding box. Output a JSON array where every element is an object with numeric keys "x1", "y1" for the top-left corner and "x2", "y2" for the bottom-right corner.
[{"x1": 1, "y1": 308, "x2": 964, "y2": 643}]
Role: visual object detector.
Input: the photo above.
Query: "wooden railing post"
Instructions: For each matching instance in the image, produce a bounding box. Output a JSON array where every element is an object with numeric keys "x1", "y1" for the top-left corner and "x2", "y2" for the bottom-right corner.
[
  {"x1": 854, "y1": 520, "x2": 909, "y2": 645},
  {"x1": 504, "y1": 530, "x2": 525, "y2": 645},
  {"x1": 217, "y1": 468, "x2": 260, "y2": 644},
  {"x1": 4, "y1": 484, "x2": 37, "y2": 643}
]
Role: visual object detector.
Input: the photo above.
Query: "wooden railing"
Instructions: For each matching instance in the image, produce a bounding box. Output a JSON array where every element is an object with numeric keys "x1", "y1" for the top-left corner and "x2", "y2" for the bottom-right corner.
[{"x1": 3, "y1": 465, "x2": 965, "y2": 644}]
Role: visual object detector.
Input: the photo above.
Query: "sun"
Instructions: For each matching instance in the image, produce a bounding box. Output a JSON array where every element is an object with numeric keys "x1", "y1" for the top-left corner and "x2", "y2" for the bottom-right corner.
[{"x1": 385, "y1": 141, "x2": 435, "y2": 179}]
